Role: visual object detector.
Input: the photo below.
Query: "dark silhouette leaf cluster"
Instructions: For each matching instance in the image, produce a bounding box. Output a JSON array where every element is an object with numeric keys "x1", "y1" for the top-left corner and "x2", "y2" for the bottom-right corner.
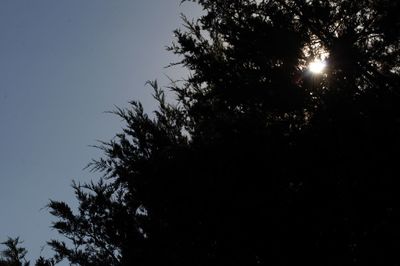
[
  {"x1": 7, "y1": 0, "x2": 398, "y2": 265},
  {"x1": 0, "y1": 238, "x2": 29, "y2": 266}
]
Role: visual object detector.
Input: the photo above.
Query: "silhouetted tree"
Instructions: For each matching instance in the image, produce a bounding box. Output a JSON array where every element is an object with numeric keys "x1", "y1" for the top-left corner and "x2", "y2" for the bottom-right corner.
[
  {"x1": 48, "y1": 0, "x2": 400, "y2": 265},
  {"x1": 0, "y1": 237, "x2": 29, "y2": 266},
  {"x1": 34, "y1": 257, "x2": 54, "y2": 266}
]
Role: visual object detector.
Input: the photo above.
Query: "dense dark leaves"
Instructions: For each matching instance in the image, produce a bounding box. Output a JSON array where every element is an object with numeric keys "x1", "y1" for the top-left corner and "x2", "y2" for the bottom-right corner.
[
  {"x1": 0, "y1": 238, "x2": 29, "y2": 266},
  {"x1": 47, "y1": 0, "x2": 400, "y2": 265},
  {"x1": 34, "y1": 257, "x2": 54, "y2": 266}
]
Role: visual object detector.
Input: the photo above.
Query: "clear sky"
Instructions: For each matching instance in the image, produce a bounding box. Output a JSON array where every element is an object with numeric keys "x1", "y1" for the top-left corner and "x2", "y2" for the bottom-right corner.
[{"x1": 0, "y1": 0, "x2": 199, "y2": 262}]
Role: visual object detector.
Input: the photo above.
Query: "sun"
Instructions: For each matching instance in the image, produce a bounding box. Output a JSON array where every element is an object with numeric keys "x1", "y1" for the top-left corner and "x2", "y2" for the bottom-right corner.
[{"x1": 309, "y1": 59, "x2": 326, "y2": 74}]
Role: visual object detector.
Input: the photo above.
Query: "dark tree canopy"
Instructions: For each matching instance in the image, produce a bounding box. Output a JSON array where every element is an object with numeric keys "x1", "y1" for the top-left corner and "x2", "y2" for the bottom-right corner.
[
  {"x1": 0, "y1": 237, "x2": 29, "y2": 266},
  {"x1": 47, "y1": 0, "x2": 400, "y2": 265}
]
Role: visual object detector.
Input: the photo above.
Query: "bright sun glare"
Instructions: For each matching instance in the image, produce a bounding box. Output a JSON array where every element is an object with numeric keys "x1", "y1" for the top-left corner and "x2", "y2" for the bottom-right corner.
[{"x1": 309, "y1": 59, "x2": 326, "y2": 74}]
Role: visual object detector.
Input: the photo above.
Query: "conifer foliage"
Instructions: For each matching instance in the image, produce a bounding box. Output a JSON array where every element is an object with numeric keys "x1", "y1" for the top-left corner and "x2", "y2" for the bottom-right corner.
[
  {"x1": 0, "y1": 237, "x2": 29, "y2": 266},
  {"x1": 47, "y1": 0, "x2": 400, "y2": 265}
]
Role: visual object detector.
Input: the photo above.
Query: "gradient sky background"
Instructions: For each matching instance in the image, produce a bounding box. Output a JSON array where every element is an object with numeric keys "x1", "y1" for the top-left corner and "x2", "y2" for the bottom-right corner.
[{"x1": 0, "y1": 0, "x2": 199, "y2": 262}]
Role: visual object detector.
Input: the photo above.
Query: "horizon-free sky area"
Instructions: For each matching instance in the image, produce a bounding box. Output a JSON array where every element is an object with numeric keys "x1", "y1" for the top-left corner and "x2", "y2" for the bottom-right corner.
[{"x1": 0, "y1": 0, "x2": 199, "y2": 262}]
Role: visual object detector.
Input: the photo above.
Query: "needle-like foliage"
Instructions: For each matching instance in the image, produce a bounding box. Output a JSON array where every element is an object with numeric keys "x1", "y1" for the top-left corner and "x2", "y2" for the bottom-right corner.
[{"x1": 46, "y1": 1, "x2": 400, "y2": 265}]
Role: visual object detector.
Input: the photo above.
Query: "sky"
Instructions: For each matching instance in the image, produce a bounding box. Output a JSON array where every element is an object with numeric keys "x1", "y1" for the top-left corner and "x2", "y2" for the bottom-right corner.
[{"x1": 0, "y1": 0, "x2": 199, "y2": 262}]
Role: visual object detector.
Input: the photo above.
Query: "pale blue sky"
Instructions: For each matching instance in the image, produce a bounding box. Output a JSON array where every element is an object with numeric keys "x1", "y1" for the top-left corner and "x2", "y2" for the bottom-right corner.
[{"x1": 0, "y1": 0, "x2": 199, "y2": 262}]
